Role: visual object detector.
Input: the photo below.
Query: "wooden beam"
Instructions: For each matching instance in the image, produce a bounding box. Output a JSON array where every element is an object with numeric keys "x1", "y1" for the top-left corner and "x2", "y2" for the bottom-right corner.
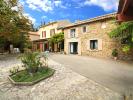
[
  {"x1": 121, "y1": 0, "x2": 130, "y2": 14},
  {"x1": 117, "y1": 13, "x2": 133, "y2": 22}
]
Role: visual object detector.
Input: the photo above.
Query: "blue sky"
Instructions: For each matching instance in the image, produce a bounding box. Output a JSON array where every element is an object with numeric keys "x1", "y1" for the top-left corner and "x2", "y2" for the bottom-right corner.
[{"x1": 19, "y1": 0, "x2": 119, "y2": 27}]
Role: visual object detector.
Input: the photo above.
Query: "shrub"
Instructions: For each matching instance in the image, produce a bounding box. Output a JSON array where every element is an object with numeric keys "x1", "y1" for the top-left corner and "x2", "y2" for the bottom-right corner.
[
  {"x1": 122, "y1": 45, "x2": 131, "y2": 53},
  {"x1": 19, "y1": 52, "x2": 42, "y2": 74},
  {"x1": 112, "y1": 49, "x2": 118, "y2": 57}
]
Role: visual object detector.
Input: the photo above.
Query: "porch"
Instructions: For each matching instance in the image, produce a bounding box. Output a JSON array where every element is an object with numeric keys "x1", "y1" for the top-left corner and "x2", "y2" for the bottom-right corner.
[{"x1": 32, "y1": 39, "x2": 64, "y2": 52}]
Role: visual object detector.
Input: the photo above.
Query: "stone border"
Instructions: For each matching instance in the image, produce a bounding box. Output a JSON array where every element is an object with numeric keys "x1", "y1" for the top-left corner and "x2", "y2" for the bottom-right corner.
[{"x1": 8, "y1": 69, "x2": 55, "y2": 86}]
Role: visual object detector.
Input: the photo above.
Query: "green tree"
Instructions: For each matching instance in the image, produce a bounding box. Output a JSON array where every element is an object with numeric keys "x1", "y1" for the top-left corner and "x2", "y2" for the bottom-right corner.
[
  {"x1": 109, "y1": 21, "x2": 133, "y2": 53},
  {"x1": 49, "y1": 32, "x2": 64, "y2": 43},
  {"x1": 49, "y1": 32, "x2": 64, "y2": 52},
  {"x1": 0, "y1": 0, "x2": 32, "y2": 52}
]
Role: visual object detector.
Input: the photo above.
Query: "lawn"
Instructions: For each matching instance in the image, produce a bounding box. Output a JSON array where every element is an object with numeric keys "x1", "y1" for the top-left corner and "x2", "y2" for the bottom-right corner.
[{"x1": 11, "y1": 67, "x2": 55, "y2": 82}]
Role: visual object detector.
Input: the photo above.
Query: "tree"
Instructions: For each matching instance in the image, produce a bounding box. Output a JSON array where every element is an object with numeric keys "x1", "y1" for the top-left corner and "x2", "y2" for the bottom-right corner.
[
  {"x1": 49, "y1": 32, "x2": 64, "y2": 43},
  {"x1": 49, "y1": 32, "x2": 64, "y2": 52},
  {"x1": 0, "y1": 0, "x2": 32, "y2": 52},
  {"x1": 109, "y1": 21, "x2": 133, "y2": 53}
]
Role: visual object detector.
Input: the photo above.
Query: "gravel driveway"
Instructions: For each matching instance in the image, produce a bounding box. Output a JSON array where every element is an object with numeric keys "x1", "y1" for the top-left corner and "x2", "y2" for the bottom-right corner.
[
  {"x1": 0, "y1": 55, "x2": 122, "y2": 100},
  {"x1": 50, "y1": 54, "x2": 133, "y2": 94}
]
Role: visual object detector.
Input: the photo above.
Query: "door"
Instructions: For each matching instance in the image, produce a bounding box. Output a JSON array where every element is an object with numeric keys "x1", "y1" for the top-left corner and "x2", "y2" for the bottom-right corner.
[{"x1": 70, "y1": 42, "x2": 78, "y2": 54}]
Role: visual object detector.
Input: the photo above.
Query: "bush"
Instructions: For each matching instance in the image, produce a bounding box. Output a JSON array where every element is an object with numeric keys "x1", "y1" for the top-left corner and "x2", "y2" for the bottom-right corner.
[
  {"x1": 122, "y1": 45, "x2": 131, "y2": 53},
  {"x1": 112, "y1": 49, "x2": 118, "y2": 57},
  {"x1": 19, "y1": 52, "x2": 42, "y2": 74}
]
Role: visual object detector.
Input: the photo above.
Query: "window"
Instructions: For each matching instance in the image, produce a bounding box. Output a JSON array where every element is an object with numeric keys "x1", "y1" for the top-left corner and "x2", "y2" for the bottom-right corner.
[
  {"x1": 42, "y1": 31, "x2": 46, "y2": 38},
  {"x1": 43, "y1": 31, "x2": 46, "y2": 37},
  {"x1": 101, "y1": 22, "x2": 106, "y2": 29},
  {"x1": 83, "y1": 26, "x2": 86, "y2": 33},
  {"x1": 50, "y1": 29, "x2": 55, "y2": 36},
  {"x1": 90, "y1": 40, "x2": 98, "y2": 50},
  {"x1": 70, "y1": 29, "x2": 76, "y2": 38}
]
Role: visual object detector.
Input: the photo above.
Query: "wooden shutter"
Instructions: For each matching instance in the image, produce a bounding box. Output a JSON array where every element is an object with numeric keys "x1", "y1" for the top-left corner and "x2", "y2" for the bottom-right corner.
[
  {"x1": 68, "y1": 30, "x2": 70, "y2": 38},
  {"x1": 98, "y1": 39, "x2": 102, "y2": 50},
  {"x1": 44, "y1": 31, "x2": 46, "y2": 38},
  {"x1": 76, "y1": 28, "x2": 78, "y2": 37},
  {"x1": 87, "y1": 40, "x2": 90, "y2": 50}
]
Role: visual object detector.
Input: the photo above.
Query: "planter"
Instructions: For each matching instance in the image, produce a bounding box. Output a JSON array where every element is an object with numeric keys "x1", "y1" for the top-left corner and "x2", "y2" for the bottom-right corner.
[{"x1": 8, "y1": 68, "x2": 55, "y2": 86}]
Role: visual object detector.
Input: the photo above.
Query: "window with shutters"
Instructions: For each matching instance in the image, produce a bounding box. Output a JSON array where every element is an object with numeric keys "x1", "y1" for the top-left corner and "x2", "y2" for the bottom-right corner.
[
  {"x1": 43, "y1": 31, "x2": 46, "y2": 38},
  {"x1": 82, "y1": 26, "x2": 87, "y2": 33},
  {"x1": 50, "y1": 29, "x2": 55, "y2": 36},
  {"x1": 90, "y1": 40, "x2": 98, "y2": 50},
  {"x1": 70, "y1": 29, "x2": 76, "y2": 38},
  {"x1": 42, "y1": 31, "x2": 46, "y2": 38}
]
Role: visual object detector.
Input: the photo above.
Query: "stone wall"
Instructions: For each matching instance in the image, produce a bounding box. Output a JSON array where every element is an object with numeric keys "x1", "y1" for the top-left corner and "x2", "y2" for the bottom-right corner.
[
  {"x1": 80, "y1": 19, "x2": 133, "y2": 60},
  {"x1": 64, "y1": 18, "x2": 133, "y2": 60}
]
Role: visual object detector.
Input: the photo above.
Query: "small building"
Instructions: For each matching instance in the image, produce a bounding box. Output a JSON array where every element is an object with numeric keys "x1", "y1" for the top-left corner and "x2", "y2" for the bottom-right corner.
[
  {"x1": 34, "y1": 20, "x2": 71, "y2": 52},
  {"x1": 64, "y1": 13, "x2": 133, "y2": 60},
  {"x1": 29, "y1": 32, "x2": 40, "y2": 41},
  {"x1": 29, "y1": 32, "x2": 40, "y2": 51}
]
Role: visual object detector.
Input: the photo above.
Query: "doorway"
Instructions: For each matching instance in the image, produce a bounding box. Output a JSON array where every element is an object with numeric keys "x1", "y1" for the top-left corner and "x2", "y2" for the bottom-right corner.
[{"x1": 69, "y1": 42, "x2": 78, "y2": 54}]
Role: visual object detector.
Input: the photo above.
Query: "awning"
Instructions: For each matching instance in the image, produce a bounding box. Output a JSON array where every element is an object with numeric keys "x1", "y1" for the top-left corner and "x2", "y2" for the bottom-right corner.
[{"x1": 33, "y1": 38, "x2": 50, "y2": 42}]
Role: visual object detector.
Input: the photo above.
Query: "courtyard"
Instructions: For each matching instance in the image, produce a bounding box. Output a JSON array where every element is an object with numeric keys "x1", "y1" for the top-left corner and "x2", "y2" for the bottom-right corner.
[
  {"x1": 0, "y1": 54, "x2": 122, "y2": 100},
  {"x1": 50, "y1": 54, "x2": 133, "y2": 94}
]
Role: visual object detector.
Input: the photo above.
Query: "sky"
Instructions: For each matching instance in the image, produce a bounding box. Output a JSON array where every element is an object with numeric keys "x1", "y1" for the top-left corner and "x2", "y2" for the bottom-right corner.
[{"x1": 19, "y1": 0, "x2": 119, "y2": 28}]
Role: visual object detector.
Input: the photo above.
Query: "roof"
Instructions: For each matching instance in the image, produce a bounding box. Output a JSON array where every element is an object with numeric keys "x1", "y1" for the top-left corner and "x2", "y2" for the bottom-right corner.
[
  {"x1": 40, "y1": 20, "x2": 70, "y2": 28},
  {"x1": 29, "y1": 32, "x2": 40, "y2": 36},
  {"x1": 40, "y1": 21, "x2": 57, "y2": 28},
  {"x1": 64, "y1": 13, "x2": 116, "y2": 29}
]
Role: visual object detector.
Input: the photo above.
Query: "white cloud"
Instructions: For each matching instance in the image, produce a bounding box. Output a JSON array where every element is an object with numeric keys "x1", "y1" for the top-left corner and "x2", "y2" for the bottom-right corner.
[
  {"x1": 84, "y1": 0, "x2": 119, "y2": 11},
  {"x1": 23, "y1": 13, "x2": 36, "y2": 24},
  {"x1": 22, "y1": 0, "x2": 66, "y2": 12},
  {"x1": 41, "y1": 16, "x2": 47, "y2": 19},
  {"x1": 19, "y1": 0, "x2": 25, "y2": 5},
  {"x1": 54, "y1": 1, "x2": 67, "y2": 9},
  {"x1": 54, "y1": 1, "x2": 62, "y2": 7}
]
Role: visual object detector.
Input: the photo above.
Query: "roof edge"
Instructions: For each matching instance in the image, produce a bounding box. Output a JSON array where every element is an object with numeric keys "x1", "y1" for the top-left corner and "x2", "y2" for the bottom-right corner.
[{"x1": 64, "y1": 12, "x2": 116, "y2": 29}]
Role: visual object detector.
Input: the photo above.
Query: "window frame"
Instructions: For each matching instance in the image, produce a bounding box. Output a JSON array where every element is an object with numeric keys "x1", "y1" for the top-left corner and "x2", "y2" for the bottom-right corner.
[
  {"x1": 42, "y1": 31, "x2": 46, "y2": 38},
  {"x1": 90, "y1": 40, "x2": 98, "y2": 50},
  {"x1": 82, "y1": 26, "x2": 87, "y2": 33},
  {"x1": 50, "y1": 29, "x2": 55, "y2": 36},
  {"x1": 70, "y1": 28, "x2": 76, "y2": 38}
]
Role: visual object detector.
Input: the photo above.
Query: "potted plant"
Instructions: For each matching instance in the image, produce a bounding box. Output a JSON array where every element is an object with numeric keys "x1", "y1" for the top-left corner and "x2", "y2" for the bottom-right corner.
[{"x1": 112, "y1": 49, "x2": 118, "y2": 60}]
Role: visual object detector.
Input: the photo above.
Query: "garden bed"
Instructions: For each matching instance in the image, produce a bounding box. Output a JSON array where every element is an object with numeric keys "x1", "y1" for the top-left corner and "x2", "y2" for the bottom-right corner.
[{"x1": 8, "y1": 67, "x2": 55, "y2": 86}]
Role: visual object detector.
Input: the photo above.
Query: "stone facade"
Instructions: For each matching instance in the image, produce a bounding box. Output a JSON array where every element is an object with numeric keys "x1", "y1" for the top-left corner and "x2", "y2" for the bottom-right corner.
[{"x1": 64, "y1": 13, "x2": 133, "y2": 60}]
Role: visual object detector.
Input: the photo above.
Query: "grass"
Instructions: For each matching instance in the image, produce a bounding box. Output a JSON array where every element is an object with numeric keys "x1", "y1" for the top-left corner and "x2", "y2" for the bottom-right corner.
[{"x1": 11, "y1": 67, "x2": 55, "y2": 82}]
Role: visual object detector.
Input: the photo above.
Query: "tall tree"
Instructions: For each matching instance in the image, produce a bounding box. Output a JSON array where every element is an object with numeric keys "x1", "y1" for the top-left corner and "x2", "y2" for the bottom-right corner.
[{"x1": 0, "y1": 0, "x2": 32, "y2": 52}]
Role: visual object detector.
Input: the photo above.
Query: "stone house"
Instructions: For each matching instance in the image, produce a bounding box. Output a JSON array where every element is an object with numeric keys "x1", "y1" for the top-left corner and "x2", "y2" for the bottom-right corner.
[
  {"x1": 34, "y1": 20, "x2": 71, "y2": 52},
  {"x1": 64, "y1": 13, "x2": 133, "y2": 60}
]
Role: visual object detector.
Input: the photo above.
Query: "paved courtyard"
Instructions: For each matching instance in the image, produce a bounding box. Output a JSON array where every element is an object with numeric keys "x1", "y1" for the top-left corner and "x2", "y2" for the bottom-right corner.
[
  {"x1": 50, "y1": 54, "x2": 133, "y2": 94},
  {"x1": 0, "y1": 54, "x2": 122, "y2": 100}
]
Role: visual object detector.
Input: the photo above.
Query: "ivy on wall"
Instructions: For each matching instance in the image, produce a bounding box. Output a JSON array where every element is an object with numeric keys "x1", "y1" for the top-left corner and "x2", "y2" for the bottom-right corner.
[{"x1": 109, "y1": 21, "x2": 133, "y2": 53}]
